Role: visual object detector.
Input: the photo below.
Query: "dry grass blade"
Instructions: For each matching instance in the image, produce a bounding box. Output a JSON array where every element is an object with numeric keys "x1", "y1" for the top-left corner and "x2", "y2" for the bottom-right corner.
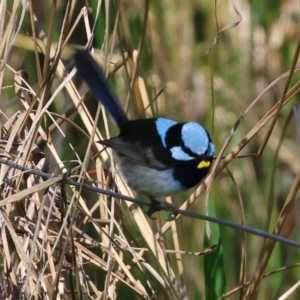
[
  {"x1": 207, "y1": 0, "x2": 242, "y2": 54},
  {"x1": 246, "y1": 169, "x2": 300, "y2": 298},
  {"x1": 245, "y1": 35, "x2": 300, "y2": 299},
  {"x1": 0, "y1": 175, "x2": 62, "y2": 207},
  {"x1": 217, "y1": 263, "x2": 300, "y2": 300}
]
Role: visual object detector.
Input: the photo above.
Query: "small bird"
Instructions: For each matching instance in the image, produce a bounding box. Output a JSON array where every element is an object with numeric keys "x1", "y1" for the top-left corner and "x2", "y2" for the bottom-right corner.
[{"x1": 74, "y1": 50, "x2": 215, "y2": 217}]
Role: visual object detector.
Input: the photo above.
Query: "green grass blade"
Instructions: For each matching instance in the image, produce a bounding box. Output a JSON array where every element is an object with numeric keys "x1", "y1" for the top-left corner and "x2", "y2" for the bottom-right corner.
[{"x1": 203, "y1": 199, "x2": 227, "y2": 299}]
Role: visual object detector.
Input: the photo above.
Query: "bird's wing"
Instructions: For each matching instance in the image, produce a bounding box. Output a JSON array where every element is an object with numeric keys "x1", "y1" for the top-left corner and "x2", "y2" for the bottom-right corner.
[{"x1": 99, "y1": 138, "x2": 169, "y2": 170}]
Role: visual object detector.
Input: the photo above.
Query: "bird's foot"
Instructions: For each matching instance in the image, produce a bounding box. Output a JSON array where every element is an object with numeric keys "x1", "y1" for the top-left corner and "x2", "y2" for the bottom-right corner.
[
  {"x1": 144, "y1": 199, "x2": 162, "y2": 219},
  {"x1": 144, "y1": 199, "x2": 178, "y2": 221}
]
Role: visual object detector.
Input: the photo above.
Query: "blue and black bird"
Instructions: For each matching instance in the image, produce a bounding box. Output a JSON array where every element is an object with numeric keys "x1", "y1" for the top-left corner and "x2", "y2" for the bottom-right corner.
[{"x1": 74, "y1": 50, "x2": 215, "y2": 216}]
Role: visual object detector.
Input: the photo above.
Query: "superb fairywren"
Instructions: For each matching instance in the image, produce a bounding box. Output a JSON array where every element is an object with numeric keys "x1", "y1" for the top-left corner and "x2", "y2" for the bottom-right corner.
[{"x1": 74, "y1": 50, "x2": 215, "y2": 217}]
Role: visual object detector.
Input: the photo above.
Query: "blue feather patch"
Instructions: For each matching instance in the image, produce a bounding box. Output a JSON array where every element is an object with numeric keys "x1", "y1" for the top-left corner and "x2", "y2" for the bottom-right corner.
[
  {"x1": 181, "y1": 122, "x2": 211, "y2": 156},
  {"x1": 170, "y1": 146, "x2": 194, "y2": 161},
  {"x1": 206, "y1": 142, "x2": 215, "y2": 157},
  {"x1": 155, "y1": 118, "x2": 177, "y2": 148}
]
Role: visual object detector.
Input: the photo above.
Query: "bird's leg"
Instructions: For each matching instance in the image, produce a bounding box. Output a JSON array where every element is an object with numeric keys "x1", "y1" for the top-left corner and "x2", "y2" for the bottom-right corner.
[
  {"x1": 145, "y1": 198, "x2": 178, "y2": 220},
  {"x1": 145, "y1": 198, "x2": 162, "y2": 219}
]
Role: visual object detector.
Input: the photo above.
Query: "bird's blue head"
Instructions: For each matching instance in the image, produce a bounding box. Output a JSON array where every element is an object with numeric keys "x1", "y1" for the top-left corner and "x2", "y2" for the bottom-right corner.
[
  {"x1": 156, "y1": 118, "x2": 215, "y2": 162},
  {"x1": 181, "y1": 122, "x2": 215, "y2": 157}
]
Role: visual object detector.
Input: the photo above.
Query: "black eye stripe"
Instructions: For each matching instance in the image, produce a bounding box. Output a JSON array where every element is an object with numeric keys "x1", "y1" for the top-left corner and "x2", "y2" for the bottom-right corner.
[
  {"x1": 182, "y1": 144, "x2": 197, "y2": 157},
  {"x1": 165, "y1": 123, "x2": 210, "y2": 158}
]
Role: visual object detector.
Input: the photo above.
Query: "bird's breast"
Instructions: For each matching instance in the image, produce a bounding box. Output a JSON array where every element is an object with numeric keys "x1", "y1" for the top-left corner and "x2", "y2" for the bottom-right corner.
[{"x1": 117, "y1": 158, "x2": 184, "y2": 197}]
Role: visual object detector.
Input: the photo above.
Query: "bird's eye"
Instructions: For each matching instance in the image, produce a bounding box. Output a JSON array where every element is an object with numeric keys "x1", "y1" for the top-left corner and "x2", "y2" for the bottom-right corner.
[{"x1": 197, "y1": 160, "x2": 211, "y2": 169}]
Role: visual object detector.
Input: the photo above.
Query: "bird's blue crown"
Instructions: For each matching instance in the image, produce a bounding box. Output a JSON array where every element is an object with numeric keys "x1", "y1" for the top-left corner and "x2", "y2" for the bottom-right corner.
[{"x1": 156, "y1": 118, "x2": 215, "y2": 161}]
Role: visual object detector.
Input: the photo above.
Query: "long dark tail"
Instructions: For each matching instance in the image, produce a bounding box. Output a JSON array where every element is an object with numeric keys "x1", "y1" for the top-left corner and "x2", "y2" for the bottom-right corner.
[{"x1": 74, "y1": 50, "x2": 128, "y2": 128}]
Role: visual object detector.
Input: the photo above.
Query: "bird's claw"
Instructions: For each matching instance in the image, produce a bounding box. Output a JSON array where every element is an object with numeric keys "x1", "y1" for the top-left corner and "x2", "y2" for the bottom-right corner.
[
  {"x1": 144, "y1": 199, "x2": 161, "y2": 219},
  {"x1": 144, "y1": 199, "x2": 178, "y2": 221}
]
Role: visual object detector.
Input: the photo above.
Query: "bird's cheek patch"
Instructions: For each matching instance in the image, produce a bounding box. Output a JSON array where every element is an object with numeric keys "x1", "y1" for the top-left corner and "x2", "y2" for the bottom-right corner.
[
  {"x1": 170, "y1": 146, "x2": 194, "y2": 161},
  {"x1": 197, "y1": 160, "x2": 211, "y2": 169}
]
